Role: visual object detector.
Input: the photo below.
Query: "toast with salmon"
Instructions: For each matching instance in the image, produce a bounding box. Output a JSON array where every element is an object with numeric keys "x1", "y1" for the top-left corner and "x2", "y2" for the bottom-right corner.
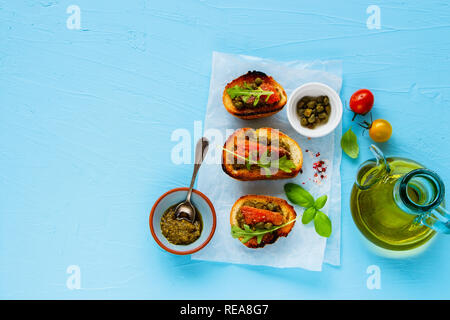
[
  {"x1": 230, "y1": 195, "x2": 297, "y2": 248},
  {"x1": 223, "y1": 71, "x2": 287, "y2": 119},
  {"x1": 222, "y1": 128, "x2": 303, "y2": 181}
]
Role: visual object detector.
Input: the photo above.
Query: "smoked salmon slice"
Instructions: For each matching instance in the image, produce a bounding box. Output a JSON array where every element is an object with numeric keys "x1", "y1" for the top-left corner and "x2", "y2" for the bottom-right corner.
[
  {"x1": 241, "y1": 206, "x2": 284, "y2": 226},
  {"x1": 235, "y1": 140, "x2": 287, "y2": 160}
]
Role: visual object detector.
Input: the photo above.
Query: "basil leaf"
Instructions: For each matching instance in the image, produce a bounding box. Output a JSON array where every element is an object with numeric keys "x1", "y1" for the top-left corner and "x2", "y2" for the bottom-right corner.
[
  {"x1": 341, "y1": 128, "x2": 359, "y2": 159},
  {"x1": 284, "y1": 183, "x2": 315, "y2": 207},
  {"x1": 314, "y1": 211, "x2": 332, "y2": 237},
  {"x1": 302, "y1": 207, "x2": 316, "y2": 224},
  {"x1": 314, "y1": 195, "x2": 328, "y2": 209}
]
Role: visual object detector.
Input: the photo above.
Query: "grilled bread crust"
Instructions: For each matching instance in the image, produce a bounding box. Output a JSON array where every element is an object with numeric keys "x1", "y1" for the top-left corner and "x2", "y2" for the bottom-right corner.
[
  {"x1": 222, "y1": 128, "x2": 303, "y2": 181},
  {"x1": 223, "y1": 71, "x2": 287, "y2": 120},
  {"x1": 230, "y1": 195, "x2": 297, "y2": 248}
]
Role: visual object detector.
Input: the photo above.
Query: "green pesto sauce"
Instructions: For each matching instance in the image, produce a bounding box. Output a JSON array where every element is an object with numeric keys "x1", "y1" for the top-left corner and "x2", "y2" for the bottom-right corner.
[{"x1": 160, "y1": 203, "x2": 203, "y2": 245}]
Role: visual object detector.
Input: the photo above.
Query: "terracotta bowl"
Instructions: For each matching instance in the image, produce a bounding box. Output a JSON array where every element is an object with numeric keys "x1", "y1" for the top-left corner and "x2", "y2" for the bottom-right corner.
[{"x1": 149, "y1": 187, "x2": 216, "y2": 255}]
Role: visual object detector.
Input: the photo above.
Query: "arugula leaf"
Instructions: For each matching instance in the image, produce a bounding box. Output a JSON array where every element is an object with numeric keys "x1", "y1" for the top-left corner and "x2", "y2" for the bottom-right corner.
[
  {"x1": 262, "y1": 167, "x2": 272, "y2": 177},
  {"x1": 226, "y1": 84, "x2": 274, "y2": 106},
  {"x1": 314, "y1": 211, "x2": 332, "y2": 237},
  {"x1": 246, "y1": 150, "x2": 257, "y2": 170},
  {"x1": 302, "y1": 207, "x2": 316, "y2": 224},
  {"x1": 223, "y1": 148, "x2": 295, "y2": 177},
  {"x1": 258, "y1": 150, "x2": 271, "y2": 166},
  {"x1": 341, "y1": 127, "x2": 359, "y2": 159},
  {"x1": 256, "y1": 234, "x2": 264, "y2": 244},
  {"x1": 230, "y1": 225, "x2": 253, "y2": 243},
  {"x1": 284, "y1": 183, "x2": 315, "y2": 207},
  {"x1": 284, "y1": 183, "x2": 332, "y2": 237},
  {"x1": 272, "y1": 155, "x2": 296, "y2": 173},
  {"x1": 231, "y1": 219, "x2": 298, "y2": 244}
]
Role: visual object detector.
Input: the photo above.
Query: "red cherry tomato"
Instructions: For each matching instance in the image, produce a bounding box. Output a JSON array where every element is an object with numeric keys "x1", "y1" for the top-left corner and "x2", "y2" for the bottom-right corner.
[{"x1": 349, "y1": 89, "x2": 374, "y2": 118}]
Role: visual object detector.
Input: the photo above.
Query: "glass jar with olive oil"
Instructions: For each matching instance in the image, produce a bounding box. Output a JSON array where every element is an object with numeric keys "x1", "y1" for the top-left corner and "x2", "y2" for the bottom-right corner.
[{"x1": 350, "y1": 145, "x2": 449, "y2": 252}]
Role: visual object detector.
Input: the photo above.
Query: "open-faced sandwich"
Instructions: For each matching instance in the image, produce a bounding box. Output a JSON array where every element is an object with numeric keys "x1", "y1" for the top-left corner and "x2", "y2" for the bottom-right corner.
[
  {"x1": 223, "y1": 71, "x2": 287, "y2": 119},
  {"x1": 230, "y1": 195, "x2": 297, "y2": 248},
  {"x1": 222, "y1": 127, "x2": 303, "y2": 181}
]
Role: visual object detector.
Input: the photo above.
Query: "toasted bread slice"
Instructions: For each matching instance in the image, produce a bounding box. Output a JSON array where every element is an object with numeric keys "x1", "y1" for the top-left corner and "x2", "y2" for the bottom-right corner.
[
  {"x1": 222, "y1": 128, "x2": 303, "y2": 181},
  {"x1": 230, "y1": 195, "x2": 297, "y2": 248},
  {"x1": 223, "y1": 71, "x2": 287, "y2": 119}
]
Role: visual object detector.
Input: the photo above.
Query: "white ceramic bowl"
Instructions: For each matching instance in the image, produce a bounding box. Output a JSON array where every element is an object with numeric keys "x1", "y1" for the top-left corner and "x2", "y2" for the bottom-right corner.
[
  {"x1": 149, "y1": 188, "x2": 216, "y2": 255},
  {"x1": 287, "y1": 82, "x2": 343, "y2": 138}
]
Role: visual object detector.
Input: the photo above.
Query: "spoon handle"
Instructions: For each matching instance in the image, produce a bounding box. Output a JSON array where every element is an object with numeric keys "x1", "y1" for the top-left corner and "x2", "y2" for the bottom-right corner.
[{"x1": 186, "y1": 137, "x2": 209, "y2": 203}]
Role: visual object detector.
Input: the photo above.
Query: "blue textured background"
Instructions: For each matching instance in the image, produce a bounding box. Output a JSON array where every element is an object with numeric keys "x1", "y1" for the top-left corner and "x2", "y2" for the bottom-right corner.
[{"x1": 1, "y1": 1, "x2": 449, "y2": 299}]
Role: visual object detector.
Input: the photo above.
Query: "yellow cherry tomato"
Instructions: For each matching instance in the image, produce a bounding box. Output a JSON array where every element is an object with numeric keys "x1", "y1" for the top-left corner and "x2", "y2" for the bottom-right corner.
[{"x1": 369, "y1": 119, "x2": 392, "y2": 142}]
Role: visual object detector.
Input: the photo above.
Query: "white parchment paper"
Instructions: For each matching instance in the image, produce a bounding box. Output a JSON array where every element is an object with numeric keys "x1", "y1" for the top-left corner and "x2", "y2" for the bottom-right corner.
[{"x1": 192, "y1": 52, "x2": 342, "y2": 271}]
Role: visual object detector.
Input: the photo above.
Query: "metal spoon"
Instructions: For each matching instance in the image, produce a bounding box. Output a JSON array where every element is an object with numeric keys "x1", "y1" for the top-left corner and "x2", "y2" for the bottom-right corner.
[{"x1": 174, "y1": 137, "x2": 209, "y2": 223}]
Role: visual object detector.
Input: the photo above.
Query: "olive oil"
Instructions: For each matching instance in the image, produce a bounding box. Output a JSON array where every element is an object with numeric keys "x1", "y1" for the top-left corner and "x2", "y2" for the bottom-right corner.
[{"x1": 350, "y1": 158, "x2": 436, "y2": 251}]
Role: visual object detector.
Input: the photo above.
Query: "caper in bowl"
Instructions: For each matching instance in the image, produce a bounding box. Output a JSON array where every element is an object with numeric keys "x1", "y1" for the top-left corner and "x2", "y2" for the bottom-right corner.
[
  {"x1": 297, "y1": 95, "x2": 331, "y2": 129},
  {"x1": 287, "y1": 82, "x2": 343, "y2": 138}
]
